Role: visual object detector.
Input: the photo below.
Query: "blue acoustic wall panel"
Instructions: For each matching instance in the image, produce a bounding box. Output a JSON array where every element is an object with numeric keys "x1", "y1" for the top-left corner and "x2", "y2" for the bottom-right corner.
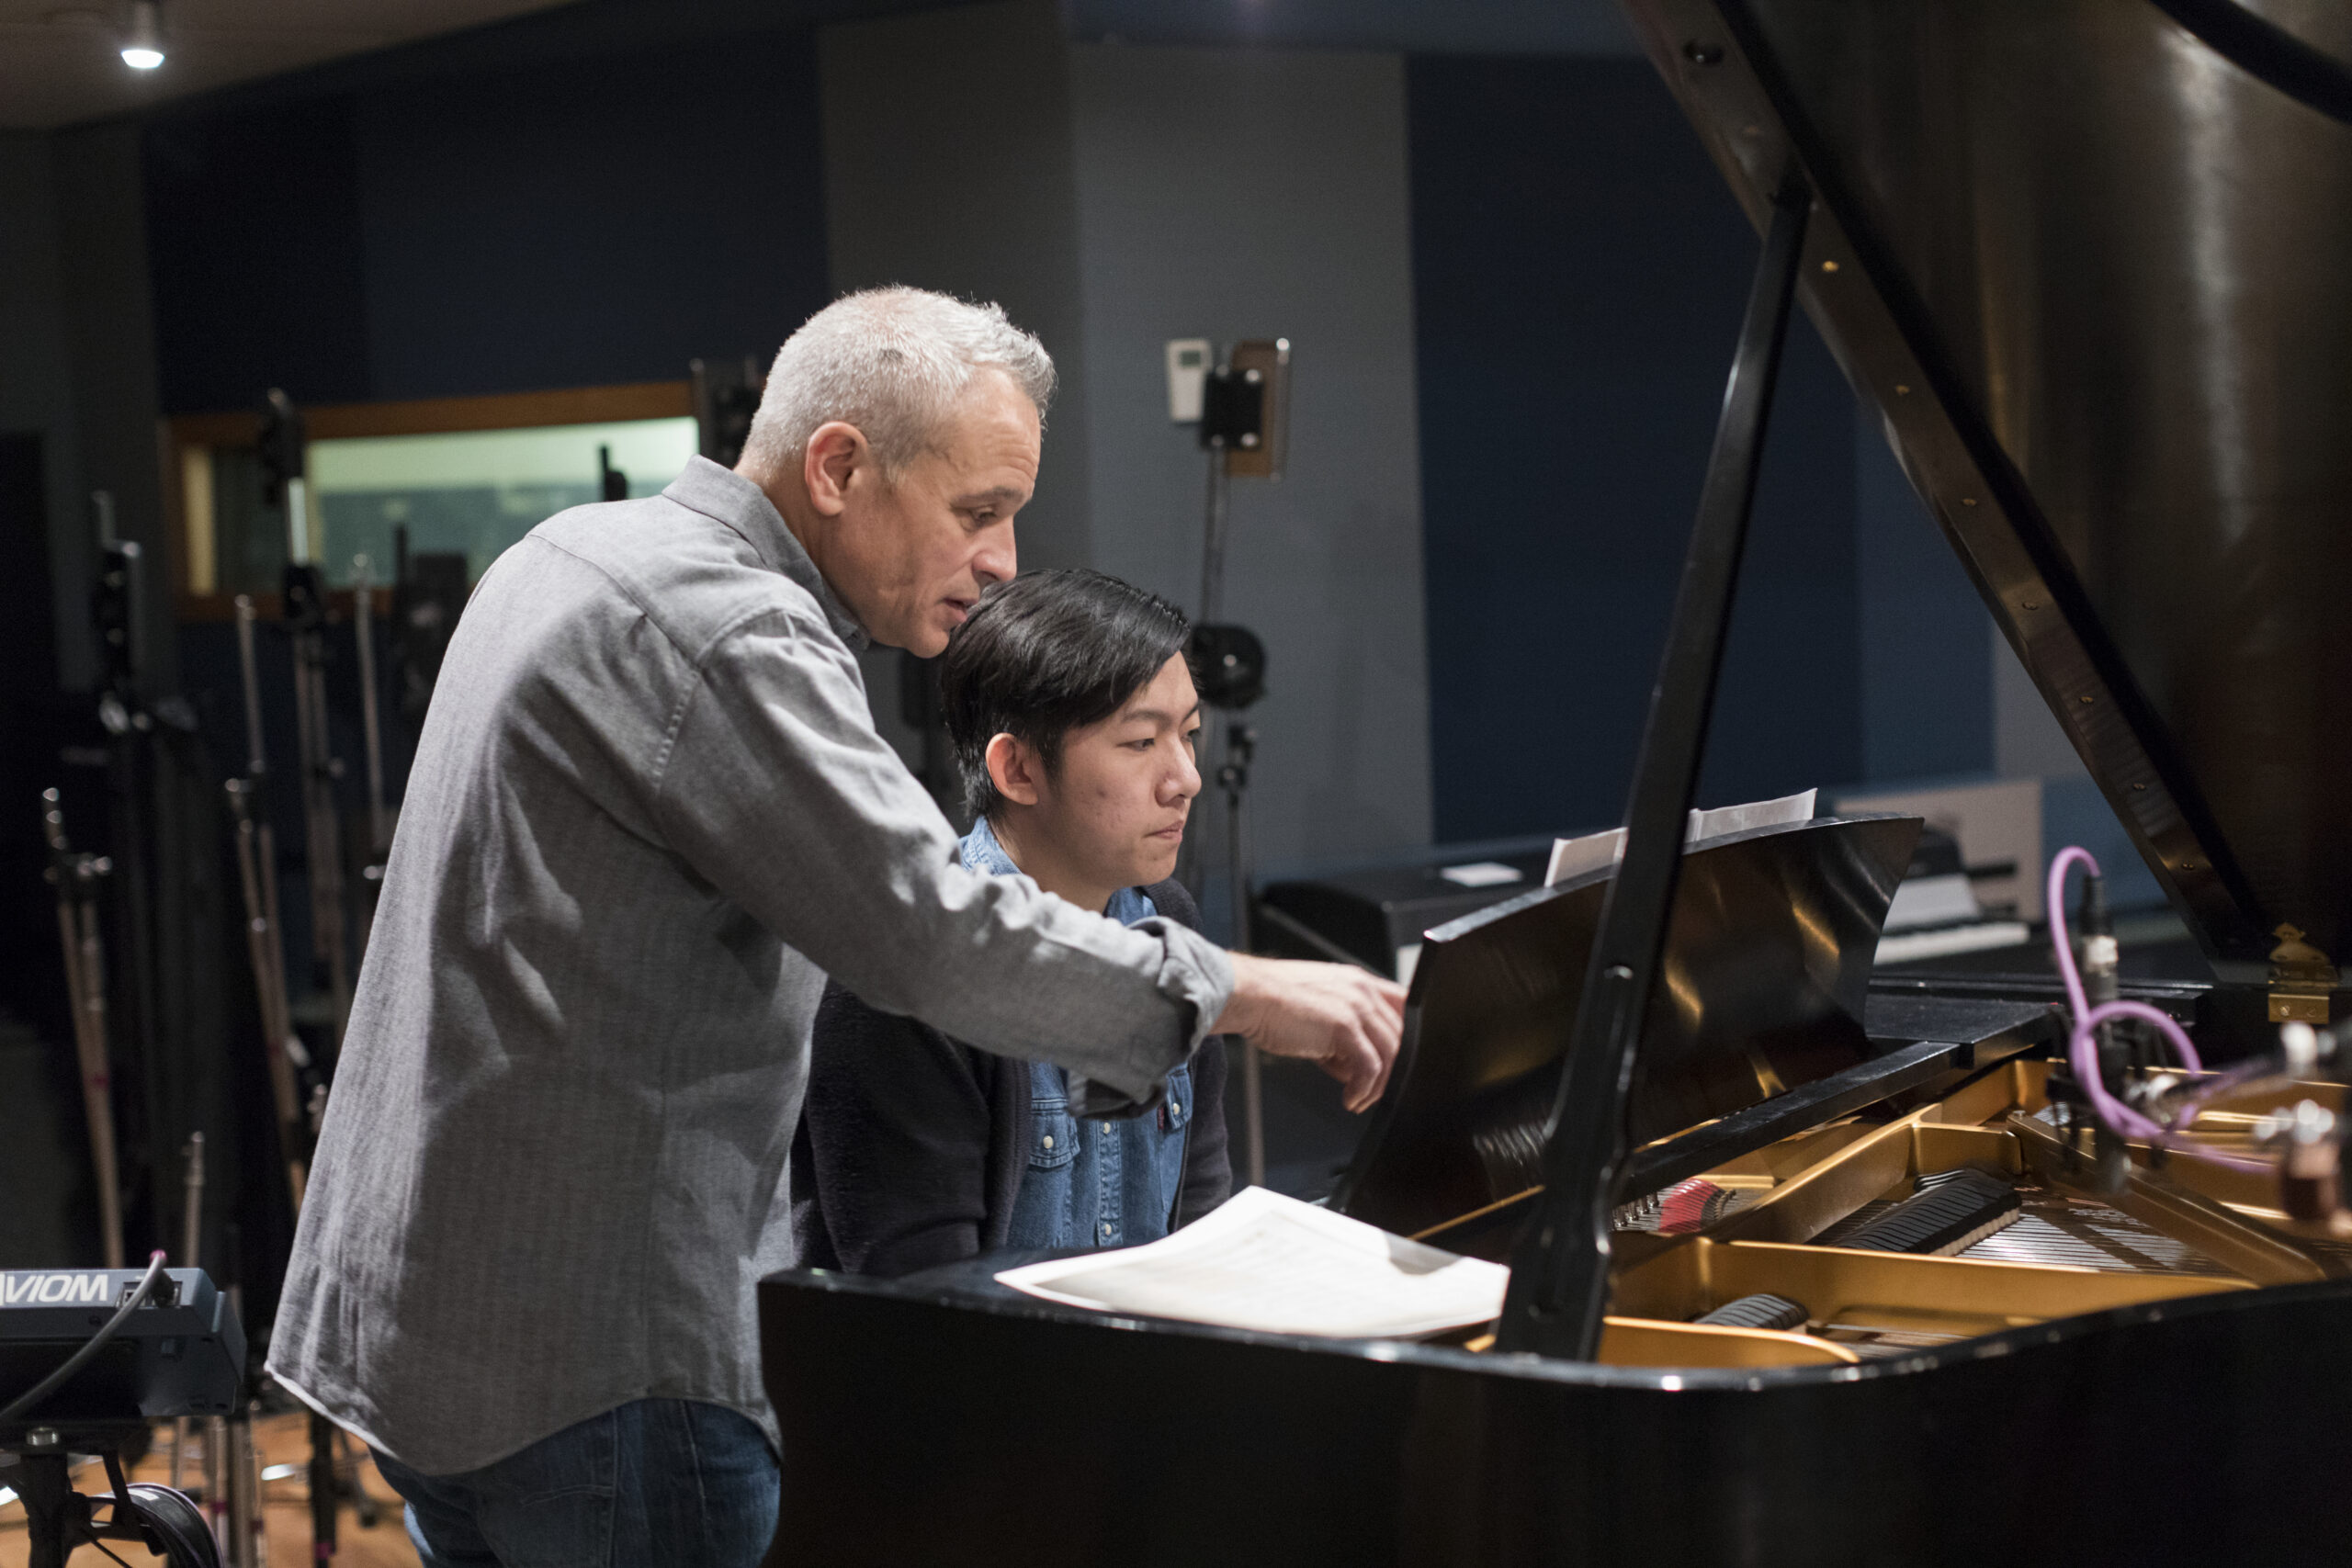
[
  {"x1": 1408, "y1": 54, "x2": 1861, "y2": 841},
  {"x1": 141, "y1": 14, "x2": 831, "y2": 413}
]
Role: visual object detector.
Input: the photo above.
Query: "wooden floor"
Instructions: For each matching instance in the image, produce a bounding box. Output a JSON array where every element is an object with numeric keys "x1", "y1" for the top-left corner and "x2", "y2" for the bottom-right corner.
[{"x1": 0, "y1": 1412, "x2": 419, "y2": 1567}]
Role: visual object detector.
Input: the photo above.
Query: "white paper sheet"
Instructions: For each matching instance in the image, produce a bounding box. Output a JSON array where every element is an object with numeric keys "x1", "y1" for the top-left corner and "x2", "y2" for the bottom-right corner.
[
  {"x1": 993, "y1": 1187, "x2": 1510, "y2": 1339},
  {"x1": 1544, "y1": 788, "x2": 1819, "y2": 887},
  {"x1": 1544, "y1": 826, "x2": 1627, "y2": 887},
  {"x1": 1686, "y1": 788, "x2": 1816, "y2": 842},
  {"x1": 1438, "y1": 860, "x2": 1524, "y2": 888}
]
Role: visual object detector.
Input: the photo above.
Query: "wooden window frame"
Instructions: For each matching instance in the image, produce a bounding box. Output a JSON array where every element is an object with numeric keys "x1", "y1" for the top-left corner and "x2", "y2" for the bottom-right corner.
[{"x1": 164, "y1": 379, "x2": 694, "y2": 621}]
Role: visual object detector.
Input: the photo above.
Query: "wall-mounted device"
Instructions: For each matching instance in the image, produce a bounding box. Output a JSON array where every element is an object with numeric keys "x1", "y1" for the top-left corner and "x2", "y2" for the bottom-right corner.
[
  {"x1": 1210, "y1": 338, "x2": 1290, "y2": 480},
  {"x1": 1166, "y1": 338, "x2": 1211, "y2": 423}
]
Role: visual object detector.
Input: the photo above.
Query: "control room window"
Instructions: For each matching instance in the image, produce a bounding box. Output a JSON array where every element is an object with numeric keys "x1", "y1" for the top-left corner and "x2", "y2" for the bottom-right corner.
[{"x1": 165, "y1": 382, "x2": 698, "y2": 610}]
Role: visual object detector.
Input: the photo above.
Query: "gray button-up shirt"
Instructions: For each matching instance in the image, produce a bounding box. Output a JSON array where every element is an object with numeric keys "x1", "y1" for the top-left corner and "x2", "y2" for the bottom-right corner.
[{"x1": 266, "y1": 458, "x2": 1231, "y2": 1473}]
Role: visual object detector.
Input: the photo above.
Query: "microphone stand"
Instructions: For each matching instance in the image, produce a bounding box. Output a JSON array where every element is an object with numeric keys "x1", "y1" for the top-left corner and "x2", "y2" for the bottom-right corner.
[
  {"x1": 259, "y1": 389, "x2": 351, "y2": 1564},
  {"x1": 350, "y1": 554, "x2": 392, "y2": 949},
  {"x1": 227, "y1": 596, "x2": 307, "y2": 1214},
  {"x1": 170, "y1": 1132, "x2": 206, "y2": 1496},
  {"x1": 1186, "y1": 342, "x2": 1283, "y2": 1190},
  {"x1": 40, "y1": 788, "x2": 123, "y2": 1269}
]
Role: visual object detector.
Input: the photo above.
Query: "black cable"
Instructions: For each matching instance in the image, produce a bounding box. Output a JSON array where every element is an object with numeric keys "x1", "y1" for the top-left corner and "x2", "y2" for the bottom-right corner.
[
  {"x1": 0, "y1": 1252, "x2": 167, "y2": 1427},
  {"x1": 91, "y1": 1446, "x2": 223, "y2": 1566},
  {"x1": 125, "y1": 1485, "x2": 221, "y2": 1568}
]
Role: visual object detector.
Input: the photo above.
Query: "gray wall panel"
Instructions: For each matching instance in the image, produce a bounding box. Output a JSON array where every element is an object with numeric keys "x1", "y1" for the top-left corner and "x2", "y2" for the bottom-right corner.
[
  {"x1": 820, "y1": 0, "x2": 1096, "y2": 578},
  {"x1": 55, "y1": 122, "x2": 170, "y2": 694},
  {"x1": 1069, "y1": 44, "x2": 1432, "y2": 873}
]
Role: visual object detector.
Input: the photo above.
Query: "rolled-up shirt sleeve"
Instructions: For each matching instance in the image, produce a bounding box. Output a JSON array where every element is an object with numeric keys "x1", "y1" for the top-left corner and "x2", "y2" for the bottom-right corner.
[{"x1": 648, "y1": 602, "x2": 1231, "y2": 1106}]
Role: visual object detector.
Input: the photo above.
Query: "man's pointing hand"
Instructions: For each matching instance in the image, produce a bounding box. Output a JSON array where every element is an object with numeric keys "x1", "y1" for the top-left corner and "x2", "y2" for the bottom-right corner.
[{"x1": 1214, "y1": 954, "x2": 1406, "y2": 1113}]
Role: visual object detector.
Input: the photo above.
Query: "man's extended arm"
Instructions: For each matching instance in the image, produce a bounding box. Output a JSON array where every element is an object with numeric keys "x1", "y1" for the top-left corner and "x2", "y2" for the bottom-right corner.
[{"x1": 653, "y1": 604, "x2": 1400, "y2": 1107}]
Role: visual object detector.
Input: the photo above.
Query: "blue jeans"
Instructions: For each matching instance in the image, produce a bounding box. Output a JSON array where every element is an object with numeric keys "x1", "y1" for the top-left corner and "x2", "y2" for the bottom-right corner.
[{"x1": 371, "y1": 1399, "x2": 778, "y2": 1567}]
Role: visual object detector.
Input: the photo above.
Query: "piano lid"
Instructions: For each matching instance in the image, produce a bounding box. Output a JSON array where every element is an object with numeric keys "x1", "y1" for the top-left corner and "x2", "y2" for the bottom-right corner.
[{"x1": 1621, "y1": 0, "x2": 2352, "y2": 985}]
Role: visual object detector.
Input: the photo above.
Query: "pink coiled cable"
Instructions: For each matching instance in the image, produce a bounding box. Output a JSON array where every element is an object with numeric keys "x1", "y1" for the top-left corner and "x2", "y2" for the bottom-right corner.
[{"x1": 2045, "y1": 846, "x2": 2270, "y2": 1172}]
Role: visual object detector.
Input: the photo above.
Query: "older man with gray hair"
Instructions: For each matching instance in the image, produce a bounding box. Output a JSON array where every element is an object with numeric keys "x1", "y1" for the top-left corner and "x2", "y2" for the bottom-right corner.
[{"x1": 267, "y1": 287, "x2": 1404, "y2": 1564}]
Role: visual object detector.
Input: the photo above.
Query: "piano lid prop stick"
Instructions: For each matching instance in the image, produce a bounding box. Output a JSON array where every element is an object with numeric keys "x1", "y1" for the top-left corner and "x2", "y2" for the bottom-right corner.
[{"x1": 1498, "y1": 185, "x2": 1809, "y2": 1359}]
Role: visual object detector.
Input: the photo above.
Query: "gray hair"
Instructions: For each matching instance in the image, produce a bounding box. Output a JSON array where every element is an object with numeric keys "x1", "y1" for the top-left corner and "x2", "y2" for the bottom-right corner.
[{"x1": 740, "y1": 287, "x2": 1055, "y2": 480}]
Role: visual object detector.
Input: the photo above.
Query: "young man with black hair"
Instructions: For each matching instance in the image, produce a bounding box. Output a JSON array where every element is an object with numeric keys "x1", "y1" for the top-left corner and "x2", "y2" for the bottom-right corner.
[{"x1": 794, "y1": 569, "x2": 1231, "y2": 1275}]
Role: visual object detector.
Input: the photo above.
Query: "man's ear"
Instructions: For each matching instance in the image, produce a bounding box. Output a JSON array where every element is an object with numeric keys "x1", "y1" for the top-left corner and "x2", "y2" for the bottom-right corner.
[
  {"x1": 985, "y1": 732, "x2": 1046, "y2": 808},
  {"x1": 802, "y1": 422, "x2": 869, "y2": 518}
]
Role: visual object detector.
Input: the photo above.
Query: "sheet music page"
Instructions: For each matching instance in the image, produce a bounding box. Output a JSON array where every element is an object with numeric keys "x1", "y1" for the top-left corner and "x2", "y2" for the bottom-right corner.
[
  {"x1": 1544, "y1": 826, "x2": 1626, "y2": 887},
  {"x1": 994, "y1": 1187, "x2": 1509, "y2": 1339},
  {"x1": 1544, "y1": 788, "x2": 1818, "y2": 887},
  {"x1": 1685, "y1": 787, "x2": 1815, "y2": 842}
]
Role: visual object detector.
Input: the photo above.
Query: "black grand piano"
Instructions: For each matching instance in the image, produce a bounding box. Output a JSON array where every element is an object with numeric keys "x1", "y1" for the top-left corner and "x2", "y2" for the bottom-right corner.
[{"x1": 759, "y1": 4, "x2": 2352, "y2": 1561}]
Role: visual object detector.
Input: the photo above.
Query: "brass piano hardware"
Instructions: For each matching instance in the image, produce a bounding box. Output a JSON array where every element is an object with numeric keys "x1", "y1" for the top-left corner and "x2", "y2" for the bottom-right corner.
[
  {"x1": 1409, "y1": 1188, "x2": 1541, "y2": 1250},
  {"x1": 2132, "y1": 1140, "x2": 2294, "y2": 1217},
  {"x1": 2267, "y1": 924, "x2": 2336, "y2": 1024},
  {"x1": 1705, "y1": 1113, "x2": 1922, "y2": 1246},
  {"x1": 1960, "y1": 497, "x2": 1978, "y2": 506},
  {"x1": 1820, "y1": 259, "x2": 1839, "y2": 273},
  {"x1": 2078, "y1": 694, "x2": 2095, "y2": 704},
  {"x1": 1894, "y1": 383, "x2": 1910, "y2": 395},
  {"x1": 2009, "y1": 1112, "x2": 2325, "y2": 1285},
  {"x1": 1599, "y1": 1316, "x2": 1860, "y2": 1370},
  {"x1": 1908, "y1": 1123, "x2": 2019, "y2": 1178},
  {"x1": 1608, "y1": 1235, "x2": 2245, "y2": 1338},
  {"x1": 1706, "y1": 1098, "x2": 2026, "y2": 1248},
  {"x1": 2185, "y1": 1079, "x2": 2345, "y2": 1122},
  {"x1": 1713, "y1": 1117, "x2": 1878, "y2": 1179},
  {"x1": 1407, "y1": 1119, "x2": 1882, "y2": 1256},
  {"x1": 1923, "y1": 1055, "x2": 2050, "y2": 1128},
  {"x1": 1465, "y1": 1319, "x2": 1862, "y2": 1369}
]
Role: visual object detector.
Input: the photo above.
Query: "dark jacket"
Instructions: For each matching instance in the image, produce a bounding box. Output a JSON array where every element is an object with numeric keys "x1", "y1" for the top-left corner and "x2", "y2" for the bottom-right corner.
[{"x1": 793, "y1": 876, "x2": 1232, "y2": 1278}]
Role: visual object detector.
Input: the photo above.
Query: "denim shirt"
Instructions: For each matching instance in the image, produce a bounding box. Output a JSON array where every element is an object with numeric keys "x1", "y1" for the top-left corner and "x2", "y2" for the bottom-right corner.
[{"x1": 959, "y1": 819, "x2": 1195, "y2": 1249}]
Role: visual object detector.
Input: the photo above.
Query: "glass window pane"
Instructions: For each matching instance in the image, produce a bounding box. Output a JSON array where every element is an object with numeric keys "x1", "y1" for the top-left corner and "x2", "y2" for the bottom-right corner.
[
  {"x1": 209, "y1": 445, "x2": 287, "y2": 597},
  {"x1": 308, "y1": 417, "x2": 699, "y2": 588}
]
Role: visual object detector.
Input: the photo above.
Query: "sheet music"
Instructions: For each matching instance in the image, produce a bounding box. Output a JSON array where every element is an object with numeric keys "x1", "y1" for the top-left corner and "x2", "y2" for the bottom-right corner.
[
  {"x1": 1544, "y1": 826, "x2": 1627, "y2": 886},
  {"x1": 994, "y1": 1187, "x2": 1509, "y2": 1339},
  {"x1": 1544, "y1": 788, "x2": 1817, "y2": 887},
  {"x1": 1687, "y1": 788, "x2": 1815, "y2": 841}
]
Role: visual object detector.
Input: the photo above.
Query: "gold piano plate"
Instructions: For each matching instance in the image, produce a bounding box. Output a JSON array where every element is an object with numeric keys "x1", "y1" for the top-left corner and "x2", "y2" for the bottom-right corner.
[{"x1": 1542, "y1": 1055, "x2": 2342, "y2": 1371}]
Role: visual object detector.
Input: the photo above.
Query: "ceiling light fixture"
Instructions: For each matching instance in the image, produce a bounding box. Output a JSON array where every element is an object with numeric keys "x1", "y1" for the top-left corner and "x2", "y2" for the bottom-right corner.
[{"x1": 120, "y1": 0, "x2": 164, "y2": 69}]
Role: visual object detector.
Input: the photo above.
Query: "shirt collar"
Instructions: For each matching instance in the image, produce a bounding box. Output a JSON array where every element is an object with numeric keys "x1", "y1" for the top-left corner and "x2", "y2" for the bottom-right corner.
[
  {"x1": 959, "y1": 816, "x2": 1023, "y2": 878},
  {"x1": 959, "y1": 818, "x2": 1157, "y2": 923},
  {"x1": 662, "y1": 456, "x2": 869, "y2": 650}
]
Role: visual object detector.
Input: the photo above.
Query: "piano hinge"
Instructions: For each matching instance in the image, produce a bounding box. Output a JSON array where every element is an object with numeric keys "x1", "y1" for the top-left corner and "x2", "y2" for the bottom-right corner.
[{"x1": 2267, "y1": 924, "x2": 2336, "y2": 1024}]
